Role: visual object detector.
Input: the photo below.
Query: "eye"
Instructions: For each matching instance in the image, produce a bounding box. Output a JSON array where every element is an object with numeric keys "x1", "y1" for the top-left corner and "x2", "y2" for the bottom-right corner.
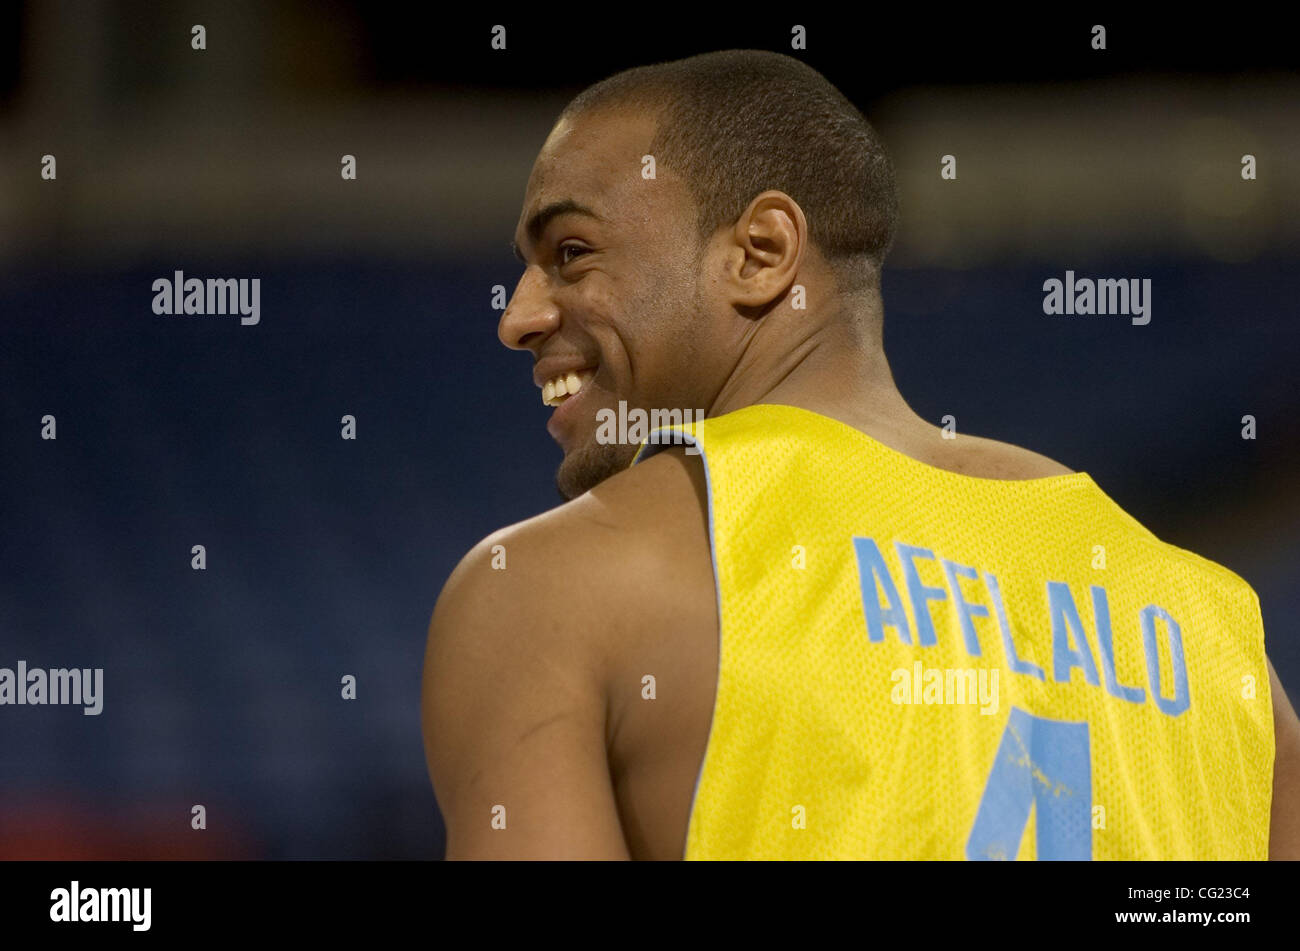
[{"x1": 558, "y1": 242, "x2": 590, "y2": 266}]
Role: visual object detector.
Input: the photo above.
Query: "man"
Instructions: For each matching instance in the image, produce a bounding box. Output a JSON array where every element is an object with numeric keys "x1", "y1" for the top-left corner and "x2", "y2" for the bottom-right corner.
[{"x1": 421, "y1": 50, "x2": 1300, "y2": 859}]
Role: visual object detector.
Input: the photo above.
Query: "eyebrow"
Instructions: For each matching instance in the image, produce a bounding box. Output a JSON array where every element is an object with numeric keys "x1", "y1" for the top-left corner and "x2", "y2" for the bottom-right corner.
[{"x1": 512, "y1": 199, "x2": 604, "y2": 263}]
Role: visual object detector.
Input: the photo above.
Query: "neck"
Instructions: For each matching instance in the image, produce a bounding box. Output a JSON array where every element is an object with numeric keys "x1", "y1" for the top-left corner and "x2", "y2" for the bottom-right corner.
[
  {"x1": 708, "y1": 302, "x2": 925, "y2": 440},
  {"x1": 699, "y1": 294, "x2": 1074, "y2": 482}
]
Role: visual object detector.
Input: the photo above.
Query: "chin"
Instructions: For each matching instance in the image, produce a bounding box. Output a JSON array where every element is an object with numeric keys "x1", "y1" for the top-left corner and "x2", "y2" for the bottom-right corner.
[{"x1": 555, "y1": 439, "x2": 640, "y2": 500}]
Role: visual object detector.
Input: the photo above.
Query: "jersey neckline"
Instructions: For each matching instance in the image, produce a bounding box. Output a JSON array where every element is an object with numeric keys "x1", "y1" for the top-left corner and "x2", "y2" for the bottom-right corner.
[{"x1": 744, "y1": 402, "x2": 1094, "y2": 489}]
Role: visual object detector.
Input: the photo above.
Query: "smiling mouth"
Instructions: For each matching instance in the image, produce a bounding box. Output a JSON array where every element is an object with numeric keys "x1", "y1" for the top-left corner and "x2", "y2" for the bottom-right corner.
[{"x1": 541, "y1": 368, "x2": 597, "y2": 407}]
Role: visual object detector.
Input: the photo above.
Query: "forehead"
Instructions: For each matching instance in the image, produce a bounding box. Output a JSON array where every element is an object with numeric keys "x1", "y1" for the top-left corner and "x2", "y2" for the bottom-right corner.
[{"x1": 517, "y1": 106, "x2": 686, "y2": 238}]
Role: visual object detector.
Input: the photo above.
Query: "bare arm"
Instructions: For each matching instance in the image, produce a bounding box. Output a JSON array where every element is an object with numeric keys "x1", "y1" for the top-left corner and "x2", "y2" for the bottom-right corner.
[
  {"x1": 1269, "y1": 655, "x2": 1300, "y2": 859},
  {"x1": 421, "y1": 526, "x2": 630, "y2": 860}
]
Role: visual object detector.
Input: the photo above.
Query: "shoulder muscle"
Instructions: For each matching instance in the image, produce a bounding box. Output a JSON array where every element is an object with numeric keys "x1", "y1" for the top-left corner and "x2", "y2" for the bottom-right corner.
[
  {"x1": 421, "y1": 514, "x2": 629, "y2": 859},
  {"x1": 1269, "y1": 655, "x2": 1300, "y2": 859}
]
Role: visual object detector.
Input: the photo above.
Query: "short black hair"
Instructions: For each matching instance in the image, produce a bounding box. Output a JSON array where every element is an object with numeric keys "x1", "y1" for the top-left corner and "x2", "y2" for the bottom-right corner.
[{"x1": 560, "y1": 49, "x2": 899, "y2": 292}]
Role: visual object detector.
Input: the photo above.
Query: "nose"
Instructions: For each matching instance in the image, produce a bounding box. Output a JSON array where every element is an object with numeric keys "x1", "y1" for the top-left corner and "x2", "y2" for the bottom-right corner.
[{"x1": 498, "y1": 266, "x2": 560, "y2": 351}]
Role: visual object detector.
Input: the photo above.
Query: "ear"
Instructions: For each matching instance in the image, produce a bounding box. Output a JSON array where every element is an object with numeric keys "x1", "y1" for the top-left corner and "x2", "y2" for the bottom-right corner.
[{"x1": 722, "y1": 190, "x2": 807, "y2": 309}]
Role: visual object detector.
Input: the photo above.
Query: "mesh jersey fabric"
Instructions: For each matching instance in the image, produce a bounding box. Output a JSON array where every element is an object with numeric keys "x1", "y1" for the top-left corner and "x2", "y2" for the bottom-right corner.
[{"x1": 630, "y1": 403, "x2": 1274, "y2": 860}]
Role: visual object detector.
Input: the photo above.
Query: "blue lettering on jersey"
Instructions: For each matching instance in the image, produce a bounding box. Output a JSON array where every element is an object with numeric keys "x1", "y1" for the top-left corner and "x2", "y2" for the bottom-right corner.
[
  {"x1": 851, "y1": 537, "x2": 913, "y2": 644},
  {"x1": 985, "y1": 570, "x2": 1045, "y2": 680},
  {"x1": 942, "y1": 559, "x2": 988, "y2": 657},
  {"x1": 851, "y1": 535, "x2": 1191, "y2": 717},
  {"x1": 895, "y1": 542, "x2": 946, "y2": 647},
  {"x1": 967, "y1": 708, "x2": 1093, "y2": 859},
  {"x1": 1048, "y1": 581, "x2": 1101, "y2": 686},
  {"x1": 1091, "y1": 585, "x2": 1146, "y2": 705},
  {"x1": 1140, "y1": 604, "x2": 1190, "y2": 716}
]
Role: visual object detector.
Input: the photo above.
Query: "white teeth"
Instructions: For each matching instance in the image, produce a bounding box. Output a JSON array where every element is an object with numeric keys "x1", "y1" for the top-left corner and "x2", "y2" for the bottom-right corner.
[{"x1": 541, "y1": 368, "x2": 595, "y2": 407}]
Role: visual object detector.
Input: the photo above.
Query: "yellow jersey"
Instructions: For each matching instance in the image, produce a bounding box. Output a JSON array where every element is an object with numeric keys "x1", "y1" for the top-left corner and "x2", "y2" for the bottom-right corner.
[{"x1": 631, "y1": 403, "x2": 1274, "y2": 860}]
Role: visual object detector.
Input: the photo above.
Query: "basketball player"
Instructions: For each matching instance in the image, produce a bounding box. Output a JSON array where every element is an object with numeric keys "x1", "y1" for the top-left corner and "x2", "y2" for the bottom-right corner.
[{"x1": 421, "y1": 50, "x2": 1300, "y2": 859}]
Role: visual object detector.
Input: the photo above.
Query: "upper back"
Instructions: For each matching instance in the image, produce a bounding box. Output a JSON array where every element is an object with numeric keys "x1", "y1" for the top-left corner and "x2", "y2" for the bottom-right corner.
[{"x1": 628, "y1": 402, "x2": 1274, "y2": 859}]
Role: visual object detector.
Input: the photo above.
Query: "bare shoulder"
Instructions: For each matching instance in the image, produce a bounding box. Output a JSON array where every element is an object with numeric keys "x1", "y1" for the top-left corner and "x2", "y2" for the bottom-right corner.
[
  {"x1": 433, "y1": 446, "x2": 707, "y2": 624},
  {"x1": 425, "y1": 446, "x2": 709, "y2": 713},
  {"x1": 420, "y1": 447, "x2": 713, "y2": 858},
  {"x1": 1269, "y1": 655, "x2": 1300, "y2": 859},
  {"x1": 579, "y1": 446, "x2": 710, "y2": 547}
]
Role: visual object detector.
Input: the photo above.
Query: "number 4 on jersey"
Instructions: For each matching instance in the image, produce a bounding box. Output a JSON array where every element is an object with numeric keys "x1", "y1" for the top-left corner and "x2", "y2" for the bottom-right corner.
[{"x1": 967, "y1": 707, "x2": 1092, "y2": 860}]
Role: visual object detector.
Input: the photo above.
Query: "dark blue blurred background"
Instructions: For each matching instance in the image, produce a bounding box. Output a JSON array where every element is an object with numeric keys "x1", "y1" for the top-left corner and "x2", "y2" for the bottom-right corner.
[{"x1": 1, "y1": 5, "x2": 1297, "y2": 857}]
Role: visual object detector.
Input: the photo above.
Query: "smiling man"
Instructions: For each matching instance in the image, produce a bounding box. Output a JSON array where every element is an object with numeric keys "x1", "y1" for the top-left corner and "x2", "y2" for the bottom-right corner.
[{"x1": 421, "y1": 50, "x2": 1300, "y2": 860}]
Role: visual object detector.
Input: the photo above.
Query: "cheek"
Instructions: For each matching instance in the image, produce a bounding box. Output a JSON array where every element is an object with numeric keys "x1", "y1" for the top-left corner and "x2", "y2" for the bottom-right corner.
[
  {"x1": 575, "y1": 278, "x2": 647, "y2": 377},
  {"x1": 578, "y1": 258, "x2": 698, "y2": 395},
  {"x1": 553, "y1": 281, "x2": 618, "y2": 355},
  {"x1": 576, "y1": 280, "x2": 621, "y2": 327}
]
